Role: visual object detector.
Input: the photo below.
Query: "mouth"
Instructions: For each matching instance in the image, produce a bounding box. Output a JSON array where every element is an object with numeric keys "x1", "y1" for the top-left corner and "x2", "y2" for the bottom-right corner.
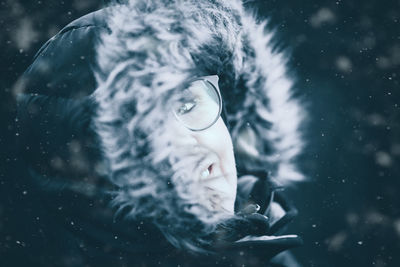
[
  {"x1": 200, "y1": 164, "x2": 213, "y2": 179},
  {"x1": 196, "y1": 153, "x2": 218, "y2": 181}
]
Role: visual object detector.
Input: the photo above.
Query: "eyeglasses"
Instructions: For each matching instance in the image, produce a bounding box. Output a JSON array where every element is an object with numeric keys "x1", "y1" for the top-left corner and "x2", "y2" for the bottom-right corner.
[{"x1": 173, "y1": 75, "x2": 222, "y2": 131}]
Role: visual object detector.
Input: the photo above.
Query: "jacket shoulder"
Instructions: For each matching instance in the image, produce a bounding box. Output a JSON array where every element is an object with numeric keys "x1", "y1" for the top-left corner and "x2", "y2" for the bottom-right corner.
[
  {"x1": 58, "y1": 8, "x2": 110, "y2": 35},
  {"x1": 21, "y1": 8, "x2": 110, "y2": 98}
]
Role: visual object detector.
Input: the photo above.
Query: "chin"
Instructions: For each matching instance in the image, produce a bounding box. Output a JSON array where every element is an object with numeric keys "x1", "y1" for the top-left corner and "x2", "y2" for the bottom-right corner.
[
  {"x1": 204, "y1": 192, "x2": 235, "y2": 214},
  {"x1": 220, "y1": 196, "x2": 236, "y2": 214},
  {"x1": 202, "y1": 173, "x2": 237, "y2": 214}
]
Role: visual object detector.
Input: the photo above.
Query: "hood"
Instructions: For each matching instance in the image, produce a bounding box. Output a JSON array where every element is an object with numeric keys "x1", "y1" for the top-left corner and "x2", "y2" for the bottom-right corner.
[
  {"x1": 15, "y1": 0, "x2": 306, "y2": 253},
  {"x1": 92, "y1": 0, "x2": 306, "y2": 249}
]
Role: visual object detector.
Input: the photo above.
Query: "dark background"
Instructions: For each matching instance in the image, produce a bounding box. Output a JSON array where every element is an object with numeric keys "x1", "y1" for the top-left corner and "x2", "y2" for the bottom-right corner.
[{"x1": 1, "y1": 0, "x2": 399, "y2": 266}]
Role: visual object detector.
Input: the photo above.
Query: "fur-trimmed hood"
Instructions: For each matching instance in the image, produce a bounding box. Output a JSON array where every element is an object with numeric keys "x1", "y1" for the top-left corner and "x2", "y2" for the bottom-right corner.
[
  {"x1": 15, "y1": 0, "x2": 305, "y2": 256},
  {"x1": 91, "y1": 0, "x2": 305, "y2": 249}
]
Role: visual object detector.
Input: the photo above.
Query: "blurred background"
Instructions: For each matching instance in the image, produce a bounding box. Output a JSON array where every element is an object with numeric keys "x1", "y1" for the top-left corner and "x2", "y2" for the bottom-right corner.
[{"x1": 1, "y1": 0, "x2": 399, "y2": 266}]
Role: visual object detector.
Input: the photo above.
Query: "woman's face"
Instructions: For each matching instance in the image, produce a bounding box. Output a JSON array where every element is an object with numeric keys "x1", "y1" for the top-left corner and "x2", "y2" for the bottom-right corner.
[{"x1": 170, "y1": 114, "x2": 238, "y2": 214}]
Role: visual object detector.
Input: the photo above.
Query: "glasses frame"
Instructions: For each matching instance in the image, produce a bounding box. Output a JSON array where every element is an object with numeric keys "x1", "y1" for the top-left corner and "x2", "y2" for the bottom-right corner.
[{"x1": 173, "y1": 75, "x2": 222, "y2": 132}]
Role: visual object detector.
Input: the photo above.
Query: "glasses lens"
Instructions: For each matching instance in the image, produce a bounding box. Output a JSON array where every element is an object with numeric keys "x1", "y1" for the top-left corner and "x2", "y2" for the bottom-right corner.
[{"x1": 174, "y1": 79, "x2": 221, "y2": 131}]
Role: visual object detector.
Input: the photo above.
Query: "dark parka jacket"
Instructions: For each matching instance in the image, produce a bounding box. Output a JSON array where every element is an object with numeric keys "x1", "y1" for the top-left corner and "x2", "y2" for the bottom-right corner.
[{"x1": 9, "y1": 1, "x2": 306, "y2": 266}]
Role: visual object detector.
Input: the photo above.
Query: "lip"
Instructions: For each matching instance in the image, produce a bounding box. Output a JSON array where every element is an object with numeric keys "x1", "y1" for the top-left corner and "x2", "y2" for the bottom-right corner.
[
  {"x1": 198, "y1": 152, "x2": 216, "y2": 168},
  {"x1": 199, "y1": 163, "x2": 230, "y2": 183}
]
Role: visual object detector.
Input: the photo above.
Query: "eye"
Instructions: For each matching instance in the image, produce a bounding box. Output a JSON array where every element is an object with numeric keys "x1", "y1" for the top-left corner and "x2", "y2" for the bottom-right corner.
[{"x1": 177, "y1": 101, "x2": 196, "y2": 115}]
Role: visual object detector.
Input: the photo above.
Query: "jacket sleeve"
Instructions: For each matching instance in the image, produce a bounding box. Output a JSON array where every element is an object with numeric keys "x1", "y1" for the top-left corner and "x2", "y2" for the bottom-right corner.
[{"x1": 20, "y1": 9, "x2": 109, "y2": 98}]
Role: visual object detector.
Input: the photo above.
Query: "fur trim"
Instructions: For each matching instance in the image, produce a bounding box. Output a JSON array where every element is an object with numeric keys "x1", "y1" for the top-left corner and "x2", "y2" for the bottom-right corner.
[
  {"x1": 92, "y1": 0, "x2": 306, "y2": 251},
  {"x1": 232, "y1": 16, "x2": 306, "y2": 184}
]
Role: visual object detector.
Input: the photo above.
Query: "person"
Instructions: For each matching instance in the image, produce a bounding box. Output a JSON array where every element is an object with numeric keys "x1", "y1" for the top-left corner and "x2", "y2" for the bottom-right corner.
[{"x1": 10, "y1": 0, "x2": 306, "y2": 266}]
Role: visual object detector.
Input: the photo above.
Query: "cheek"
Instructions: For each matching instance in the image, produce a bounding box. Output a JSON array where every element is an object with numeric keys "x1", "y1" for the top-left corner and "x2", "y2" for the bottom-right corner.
[
  {"x1": 169, "y1": 115, "x2": 237, "y2": 180},
  {"x1": 197, "y1": 118, "x2": 237, "y2": 180},
  {"x1": 213, "y1": 119, "x2": 234, "y2": 162},
  {"x1": 196, "y1": 118, "x2": 233, "y2": 157}
]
